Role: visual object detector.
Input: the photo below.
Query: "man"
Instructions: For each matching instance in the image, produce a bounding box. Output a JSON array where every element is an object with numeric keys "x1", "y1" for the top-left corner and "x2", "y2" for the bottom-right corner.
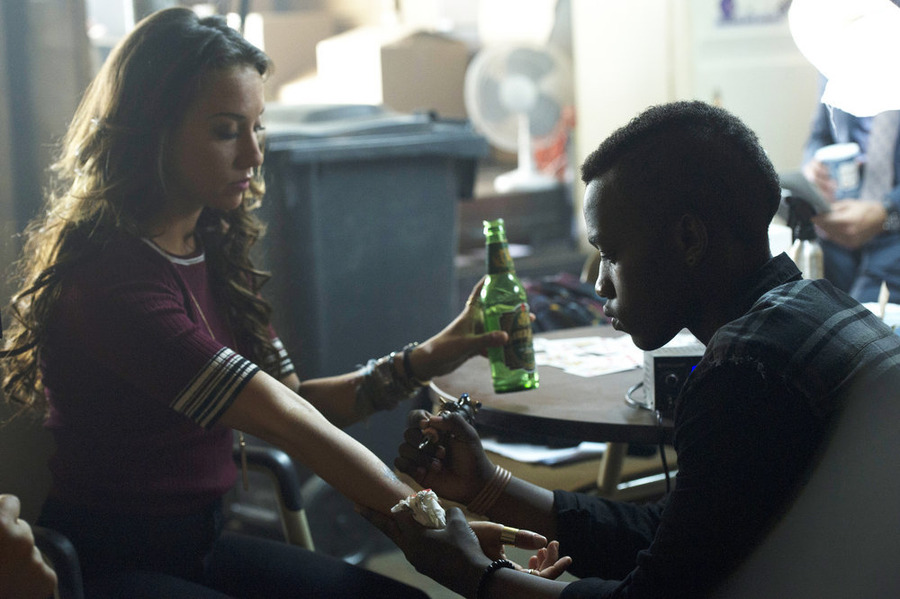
[
  {"x1": 365, "y1": 101, "x2": 900, "y2": 598},
  {"x1": 802, "y1": 75, "x2": 900, "y2": 302}
]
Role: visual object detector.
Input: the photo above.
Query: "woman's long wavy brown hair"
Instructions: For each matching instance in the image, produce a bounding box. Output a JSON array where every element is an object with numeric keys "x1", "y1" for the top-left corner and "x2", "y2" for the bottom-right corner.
[{"x1": 2, "y1": 7, "x2": 283, "y2": 418}]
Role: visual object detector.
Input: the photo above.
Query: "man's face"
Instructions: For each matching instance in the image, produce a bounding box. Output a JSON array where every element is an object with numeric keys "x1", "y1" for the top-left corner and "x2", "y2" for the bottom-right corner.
[{"x1": 583, "y1": 175, "x2": 691, "y2": 350}]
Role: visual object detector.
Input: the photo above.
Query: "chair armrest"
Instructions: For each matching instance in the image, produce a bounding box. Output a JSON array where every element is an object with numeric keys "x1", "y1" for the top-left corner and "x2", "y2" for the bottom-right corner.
[
  {"x1": 232, "y1": 444, "x2": 304, "y2": 512},
  {"x1": 33, "y1": 525, "x2": 85, "y2": 599},
  {"x1": 232, "y1": 443, "x2": 315, "y2": 549}
]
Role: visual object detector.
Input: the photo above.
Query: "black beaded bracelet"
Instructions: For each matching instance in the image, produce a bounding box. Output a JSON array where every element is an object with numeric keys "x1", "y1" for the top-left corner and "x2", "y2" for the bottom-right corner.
[
  {"x1": 476, "y1": 559, "x2": 515, "y2": 599},
  {"x1": 402, "y1": 342, "x2": 429, "y2": 385}
]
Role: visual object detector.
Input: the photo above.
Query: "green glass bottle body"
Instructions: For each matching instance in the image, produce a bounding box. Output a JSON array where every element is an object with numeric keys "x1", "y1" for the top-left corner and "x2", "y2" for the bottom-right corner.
[{"x1": 480, "y1": 218, "x2": 539, "y2": 393}]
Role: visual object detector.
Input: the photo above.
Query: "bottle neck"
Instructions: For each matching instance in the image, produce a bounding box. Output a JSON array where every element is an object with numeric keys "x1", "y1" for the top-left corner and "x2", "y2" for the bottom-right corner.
[{"x1": 486, "y1": 238, "x2": 515, "y2": 275}]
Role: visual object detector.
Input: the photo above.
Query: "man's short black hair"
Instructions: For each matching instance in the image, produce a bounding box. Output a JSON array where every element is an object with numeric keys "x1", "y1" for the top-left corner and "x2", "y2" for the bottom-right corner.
[{"x1": 581, "y1": 101, "x2": 781, "y2": 247}]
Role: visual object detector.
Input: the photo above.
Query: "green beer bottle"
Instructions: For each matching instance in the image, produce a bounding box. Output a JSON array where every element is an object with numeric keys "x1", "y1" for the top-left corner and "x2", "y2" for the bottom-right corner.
[{"x1": 480, "y1": 218, "x2": 539, "y2": 393}]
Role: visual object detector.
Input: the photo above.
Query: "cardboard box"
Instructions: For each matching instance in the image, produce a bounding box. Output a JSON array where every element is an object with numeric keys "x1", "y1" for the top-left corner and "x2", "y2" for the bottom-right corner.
[
  {"x1": 242, "y1": 10, "x2": 336, "y2": 98},
  {"x1": 381, "y1": 31, "x2": 470, "y2": 119},
  {"x1": 315, "y1": 26, "x2": 471, "y2": 118}
]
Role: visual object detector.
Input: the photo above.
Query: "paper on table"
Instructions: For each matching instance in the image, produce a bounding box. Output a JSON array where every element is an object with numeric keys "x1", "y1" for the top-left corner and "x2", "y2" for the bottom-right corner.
[
  {"x1": 534, "y1": 334, "x2": 643, "y2": 377},
  {"x1": 479, "y1": 333, "x2": 636, "y2": 464},
  {"x1": 481, "y1": 437, "x2": 607, "y2": 466}
]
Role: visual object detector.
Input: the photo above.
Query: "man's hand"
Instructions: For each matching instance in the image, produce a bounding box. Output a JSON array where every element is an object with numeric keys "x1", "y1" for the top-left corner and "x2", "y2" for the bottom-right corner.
[
  {"x1": 359, "y1": 506, "x2": 572, "y2": 597},
  {"x1": 396, "y1": 410, "x2": 496, "y2": 504}
]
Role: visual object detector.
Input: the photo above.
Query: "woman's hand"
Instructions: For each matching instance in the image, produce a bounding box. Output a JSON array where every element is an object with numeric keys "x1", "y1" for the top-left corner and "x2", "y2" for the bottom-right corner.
[
  {"x1": 407, "y1": 277, "x2": 508, "y2": 382},
  {"x1": 396, "y1": 410, "x2": 496, "y2": 505},
  {"x1": 526, "y1": 540, "x2": 573, "y2": 580}
]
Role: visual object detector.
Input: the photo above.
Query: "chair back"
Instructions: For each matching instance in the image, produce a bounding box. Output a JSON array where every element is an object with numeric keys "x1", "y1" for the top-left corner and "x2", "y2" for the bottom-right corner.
[{"x1": 716, "y1": 367, "x2": 900, "y2": 598}]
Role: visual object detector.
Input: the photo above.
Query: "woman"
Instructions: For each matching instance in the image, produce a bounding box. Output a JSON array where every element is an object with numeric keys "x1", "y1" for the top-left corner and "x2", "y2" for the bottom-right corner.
[{"x1": 1, "y1": 8, "x2": 546, "y2": 597}]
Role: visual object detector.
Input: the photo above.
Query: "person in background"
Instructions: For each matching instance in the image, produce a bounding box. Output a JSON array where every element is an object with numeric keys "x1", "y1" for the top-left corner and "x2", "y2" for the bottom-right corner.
[
  {"x1": 363, "y1": 100, "x2": 900, "y2": 598},
  {"x1": 0, "y1": 325, "x2": 57, "y2": 599},
  {"x1": 802, "y1": 74, "x2": 900, "y2": 302},
  {"x1": 0, "y1": 8, "x2": 555, "y2": 598},
  {"x1": 0, "y1": 494, "x2": 57, "y2": 599}
]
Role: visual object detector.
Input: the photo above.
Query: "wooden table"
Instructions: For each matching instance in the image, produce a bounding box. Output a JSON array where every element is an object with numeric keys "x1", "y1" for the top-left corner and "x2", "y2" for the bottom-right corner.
[{"x1": 430, "y1": 326, "x2": 675, "y2": 496}]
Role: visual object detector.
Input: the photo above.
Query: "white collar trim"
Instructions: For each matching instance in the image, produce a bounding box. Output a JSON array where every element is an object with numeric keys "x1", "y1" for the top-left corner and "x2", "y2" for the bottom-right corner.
[{"x1": 140, "y1": 237, "x2": 206, "y2": 266}]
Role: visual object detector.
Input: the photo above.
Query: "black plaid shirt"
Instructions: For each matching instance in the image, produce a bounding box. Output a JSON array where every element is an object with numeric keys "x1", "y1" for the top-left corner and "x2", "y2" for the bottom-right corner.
[{"x1": 557, "y1": 253, "x2": 900, "y2": 599}]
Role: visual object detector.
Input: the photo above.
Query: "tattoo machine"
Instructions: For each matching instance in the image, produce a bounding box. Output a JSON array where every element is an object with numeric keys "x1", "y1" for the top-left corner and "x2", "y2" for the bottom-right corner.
[{"x1": 418, "y1": 392, "x2": 481, "y2": 449}]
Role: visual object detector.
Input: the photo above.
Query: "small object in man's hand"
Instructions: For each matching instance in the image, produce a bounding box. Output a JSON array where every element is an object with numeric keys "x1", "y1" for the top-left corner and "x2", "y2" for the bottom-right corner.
[
  {"x1": 391, "y1": 489, "x2": 447, "y2": 528},
  {"x1": 418, "y1": 393, "x2": 482, "y2": 449},
  {"x1": 440, "y1": 392, "x2": 481, "y2": 423}
]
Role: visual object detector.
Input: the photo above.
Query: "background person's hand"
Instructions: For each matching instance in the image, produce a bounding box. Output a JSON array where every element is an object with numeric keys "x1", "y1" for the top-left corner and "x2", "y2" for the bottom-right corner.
[
  {"x1": 812, "y1": 199, "x2": 888, "y2": 249},
  {"x1": 802, "y1": 158, "x2": 838, "y2": 202},
  {"x1": 0, "y1": 494, "x2": 57, "y2": 599}
]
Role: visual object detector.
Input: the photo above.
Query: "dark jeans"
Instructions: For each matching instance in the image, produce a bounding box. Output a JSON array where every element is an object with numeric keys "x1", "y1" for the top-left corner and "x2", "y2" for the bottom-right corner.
[
  {"x1": 822, "y1": 232, "x2": 900, "y2": 303},
  {"x1": 38, "y1": 498, "x2": 427, "y2": 599}
]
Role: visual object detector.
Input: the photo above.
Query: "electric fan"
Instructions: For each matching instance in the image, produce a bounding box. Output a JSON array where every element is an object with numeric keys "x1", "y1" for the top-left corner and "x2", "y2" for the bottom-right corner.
[{"x1": 464, "y1": 42, "x2": 574, "y2": 193}]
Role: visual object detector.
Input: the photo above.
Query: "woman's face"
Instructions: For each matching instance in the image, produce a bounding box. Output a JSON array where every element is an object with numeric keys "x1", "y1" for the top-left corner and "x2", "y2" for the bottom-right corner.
[{"x1": 165, "y1": 65, "x2": 265, "y2": 215}]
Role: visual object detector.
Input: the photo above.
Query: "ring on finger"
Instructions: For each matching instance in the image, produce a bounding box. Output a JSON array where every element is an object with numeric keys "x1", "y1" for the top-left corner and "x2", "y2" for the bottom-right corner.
[{"x1": 499, "y1": 525, "x2": 518, "y2": 546}]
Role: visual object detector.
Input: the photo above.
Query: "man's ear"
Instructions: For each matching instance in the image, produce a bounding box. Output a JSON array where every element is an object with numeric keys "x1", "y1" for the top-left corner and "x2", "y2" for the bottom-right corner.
[{"x1": 679, "y1": 213, "x2": 708, "y2": 267}]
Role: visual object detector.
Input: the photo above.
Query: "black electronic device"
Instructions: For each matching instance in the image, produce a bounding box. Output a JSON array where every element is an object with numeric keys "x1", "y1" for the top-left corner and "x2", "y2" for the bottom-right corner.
[{"x1": 645, "y1": 353, "x2": 703, "y2": 418}]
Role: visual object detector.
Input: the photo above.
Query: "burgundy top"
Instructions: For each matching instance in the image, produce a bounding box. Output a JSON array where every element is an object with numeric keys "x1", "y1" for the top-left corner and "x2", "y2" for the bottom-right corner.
[{"x1": 41, "y1": 234, "x2": 293, "y2": 515}]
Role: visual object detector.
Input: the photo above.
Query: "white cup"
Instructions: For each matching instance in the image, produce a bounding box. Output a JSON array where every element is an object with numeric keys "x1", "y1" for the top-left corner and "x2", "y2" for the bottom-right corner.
[{"x1": 814, "y1": 142, "x2": 861, "y2": 199}]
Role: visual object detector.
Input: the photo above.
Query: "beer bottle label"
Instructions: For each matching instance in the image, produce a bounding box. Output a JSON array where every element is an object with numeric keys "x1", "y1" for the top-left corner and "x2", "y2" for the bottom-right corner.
[
  {"x1": 487, "y1": 242, "x2": 514, "y2": 274},
  {"x1": 498, "y1": 303, "x2": 536, "y2": 371}
]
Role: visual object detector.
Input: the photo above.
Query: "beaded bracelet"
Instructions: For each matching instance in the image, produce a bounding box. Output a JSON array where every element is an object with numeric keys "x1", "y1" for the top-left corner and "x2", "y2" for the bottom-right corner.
[
  {"x1": 401, "y1": 342, "x2": 430, "y2": 387},
  {"x1": 355, "y1": 345, "x2": 428, "y2": 416},
  {"x1": 476, "y1": 559, "x2": 515, "y2": 599},
  {"x1": 467, "y1": 464, "x2": 512, "y2": 515}
]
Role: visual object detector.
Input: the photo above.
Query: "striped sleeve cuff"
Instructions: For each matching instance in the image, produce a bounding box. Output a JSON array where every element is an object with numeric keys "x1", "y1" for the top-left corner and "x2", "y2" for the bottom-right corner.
[
  {"x1": 272, "y1": 337, "x2": 296, "y2": 378},
  {"x1": 170, "y1": 348, "x2": 260, "y2": 429}
]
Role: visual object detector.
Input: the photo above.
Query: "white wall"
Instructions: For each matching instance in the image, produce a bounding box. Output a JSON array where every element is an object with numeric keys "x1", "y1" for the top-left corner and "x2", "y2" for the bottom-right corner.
[
  {"x1": 686, "y1": 2, "x2": 819, "y2": 171},
  {"x1": 570, "y1": 0, "x2": 819, "y2": 248}
]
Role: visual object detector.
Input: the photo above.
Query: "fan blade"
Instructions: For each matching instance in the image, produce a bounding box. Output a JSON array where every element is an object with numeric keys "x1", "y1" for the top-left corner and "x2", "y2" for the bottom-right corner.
[
  {"x1": 478, "y1": 76, "x2": 509, "y2": 123},
  {"x1": 529, "y1": 93, "x2": 562, "y2": 138},
  {"x1": 505, "y1": 47, "x2": 555, "y2": 82}
]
